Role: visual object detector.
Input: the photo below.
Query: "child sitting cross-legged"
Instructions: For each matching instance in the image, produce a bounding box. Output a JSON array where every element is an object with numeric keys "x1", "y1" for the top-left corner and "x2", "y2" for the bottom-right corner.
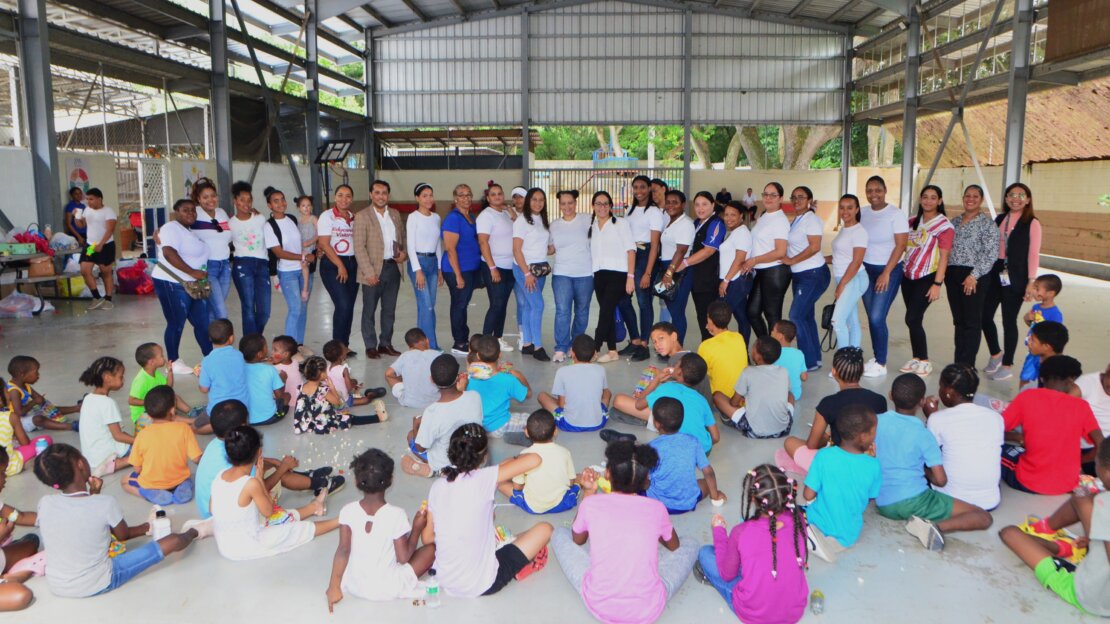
[
  {"x1": 499, "y1": 410, "x2": 582, "y2": 515},
  {"x1": 714, "y1": 336, "x2": 794, "y2": 439},
  {"x1": 323, "y1": 341, "x2": 386, "y2": 410},
  {"x1": 294, "y1": 357, "x2": 387, "y2": 435},
  {"x1": 646, "y1": 397, "x2": 726, "y2": 514},
  {"x1": 0, "y1": 377, "x2": 51, "y2": 477},
  {"x1": 240, "y1": 334, "x2": 290, "y2": 426},
  {"x1": 0, "y1": 446, "x2": 40, "y2": 611},
  {"x1": 402, "y1": 354, "x2": 482, "y2": 478},
  {"x1": 468, "y1": 335, "x2": 532, "y2": 445},
  {"x1": 326, "y1": 449, "x2": 435, "y2": 609},
  {"x1": 5, "y1": 355, "x2": 79, "y2": 437},
  {"x1": 876, "y1": 374, "x2": 993, "y2": 552},
  {"x1": 802, "y1": 404, "x2": 882, "y2": 563},
  {"x1": 999, "y1": 437, "x2": 1110, "y2": 617},
  {"x1": 694, "y1": 464, "x2": 809, "y2": 624},
  {"x1": 33, "y1": 443, "x2": 202, "y2": 598},
  {"x1": 78, "y1": 357, "x2": 134, "y2": 478},
  {"x1": 1018, "y1": 320, "x2": 1067, "y2": 392},
  {"x1": 385, "y1": 328, "x2": 442, "y2": 411},
  {"x1": 271, "y1": 335, "x2": 304, "y2": 408},
  {"x1": 128, "y1": 343, "x2": 208, "y2": 434},
  {"x1": 696, "y1": 301, "x2": 748, "y2": 400},
  {"x1": 122, "y1": 386, "x2": 202, "y2": 506},
  {"x1": 538, "y1": 335, "x2": 610, "y2": 432}
]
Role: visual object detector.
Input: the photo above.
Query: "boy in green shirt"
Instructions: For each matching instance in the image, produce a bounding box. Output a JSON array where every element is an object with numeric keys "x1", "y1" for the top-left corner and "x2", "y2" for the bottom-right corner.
[{"x1": 128, "y1": 343, "x2": 209, "y2": 434}]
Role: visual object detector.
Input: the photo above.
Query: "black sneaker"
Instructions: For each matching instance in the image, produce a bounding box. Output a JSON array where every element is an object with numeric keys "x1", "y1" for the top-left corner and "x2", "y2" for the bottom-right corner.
[
  {"x1": 630, "y1": 345, "x2": 651, "y2": 362},
  {"x1": 611, "y1": 411, "x2": 648, "y2": 427},
  {"x1": 599, "y1": 428, "x2": 637, "y2": 444},
  {"x1": 533, "y1": 348, "x2": 551, "y2": 362},
  {"x1": 346, "y1": 350, "x2": 357, "y2": 359},
  {"x1": 363, "y1": 386, "x2": 387, "y2": 400},
  {"x1": 521, "y1": 344, "x2": 535, "y2": 355},
  {"x1": 692, "y1": 561, "x2": 711, "y2": 585},
  {"x1": 617, "y1": 343, "x2": 638, "y2": 356},
  {"x1": 316, "y1": 475, "x2": 346, "y2": 497}
]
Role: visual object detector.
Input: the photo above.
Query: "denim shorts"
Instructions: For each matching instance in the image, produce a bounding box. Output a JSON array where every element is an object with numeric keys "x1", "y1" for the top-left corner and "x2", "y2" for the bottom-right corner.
[{"x1": 94, "y1": 541, "x2": 164, "y2": 595}]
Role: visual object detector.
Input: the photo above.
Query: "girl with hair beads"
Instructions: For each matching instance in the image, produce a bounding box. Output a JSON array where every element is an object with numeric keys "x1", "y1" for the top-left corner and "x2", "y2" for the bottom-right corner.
[
  {"x1": 292, "y1": 356, "x2": 384, "y2": 435},
  {"x1": 78, "y1": 357, "x2": 134, "y2": 477},
  {"x1": 695, "y1": 464, "x2": 808, "y2": 623},
  {"x1": 424, "y1": 424, "x2": 552, "y2": 597},
  {"x1": 210, "y1": 425, "x2": 336, "y2": 560},
  {"x1": 326, "y1": 449, "x2": 434, "y2": 610},
  {"x1": 551, "y1": 440, "x2": 700, "y2": 624}
]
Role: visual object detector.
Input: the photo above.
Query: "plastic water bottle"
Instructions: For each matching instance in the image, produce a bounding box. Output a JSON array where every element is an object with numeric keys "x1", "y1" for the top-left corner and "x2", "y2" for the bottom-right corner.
[
  {"x1": 810, "y1": 589, "x2": 825, "y2": 615},
  {"x1": 151, "y1": 509, "x2": 171, "y2": 540},
  {"x1": 35, "y1": 437, "x2": 49, "y2": 456},
  {"x1": 425, "y1": 568, "x2": 441, "y2": 608}
]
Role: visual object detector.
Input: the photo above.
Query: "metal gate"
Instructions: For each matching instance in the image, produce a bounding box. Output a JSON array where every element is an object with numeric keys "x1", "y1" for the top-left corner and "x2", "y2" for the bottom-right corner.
[
  {"x1": 527, "y1": 168, "x2": 683, "y2": 218},
  {"x1": 137, "y1": 159, "x2": 169, "y2": 257}
]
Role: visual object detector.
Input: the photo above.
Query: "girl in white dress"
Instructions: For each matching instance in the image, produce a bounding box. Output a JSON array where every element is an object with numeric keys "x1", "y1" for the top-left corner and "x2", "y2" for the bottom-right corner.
[{"x1": 210, "y1": 426, "x2": 337, "y2": 561}]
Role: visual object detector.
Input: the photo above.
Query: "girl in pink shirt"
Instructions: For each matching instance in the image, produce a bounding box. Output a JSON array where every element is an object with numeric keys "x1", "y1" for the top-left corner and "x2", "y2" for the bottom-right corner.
[{"x1": 696, "y1": 463, "x2": 809, "y2": 624}]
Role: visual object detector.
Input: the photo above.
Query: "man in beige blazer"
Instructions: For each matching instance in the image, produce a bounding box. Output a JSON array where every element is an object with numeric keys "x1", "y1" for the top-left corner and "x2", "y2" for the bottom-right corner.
[{"x1": 354, "y1": 179, "x2": 407, "y2": 358}]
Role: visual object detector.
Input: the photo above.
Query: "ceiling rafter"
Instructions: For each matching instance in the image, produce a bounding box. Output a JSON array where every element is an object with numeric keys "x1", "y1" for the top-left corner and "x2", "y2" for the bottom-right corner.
[
  {"x1": 397, "y1": 0, "x2": 429, "y2": 22},
  {"x1": 360, "y1": 3, "x2": 393, "y2": 28},
  {"x1": 828, "y1": 0, "x2": 864, "y2": 22}
]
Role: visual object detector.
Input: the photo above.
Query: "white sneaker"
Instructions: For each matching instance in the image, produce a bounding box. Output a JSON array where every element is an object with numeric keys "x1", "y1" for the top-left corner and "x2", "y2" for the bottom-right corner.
[
  {"x1": 596, "y1": 351, "x2": 620, "y2": 364},
  {"x1": 552, "y1": 351, "x2": 566, "y2": 363},
  {"x1": 171, "y1": 360, "x2": 194, "y2": 376},
  {"x1": 863, "y1": 359, "x2": 888, "y2": 378},
  {"x1": 899, "y1": 359, "x2": 920, "y2": 373},
  {"x1": 498, "y1": 338, "x2": 515, "y2": 353},
  {"x1": 906, "y1": 515, "x2": 944, "y2": 551},
  {"x1": 182, "y1": 518, "x2": 214, "y2": 539},
  {"x1": 915, "y1": 360, "x2": 934, "y2": 377}
]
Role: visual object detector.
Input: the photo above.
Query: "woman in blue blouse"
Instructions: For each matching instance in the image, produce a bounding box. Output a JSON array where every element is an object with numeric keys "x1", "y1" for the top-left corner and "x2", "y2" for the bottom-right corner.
[{"x1": 440, "y1": 184, "x2": 482, "y2": 356}]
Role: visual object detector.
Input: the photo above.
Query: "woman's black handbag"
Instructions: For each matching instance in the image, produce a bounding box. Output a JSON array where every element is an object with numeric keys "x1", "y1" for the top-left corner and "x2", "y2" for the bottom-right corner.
[
  {"x1": 820, "y1": 303, "x2": 837, "y2": 352},
  {"x1": 528, "y1": 262, "x2": 552, "y2": 278},
  {"x1": 652, "y1": 272, "x2": 683, "y2": 302}
]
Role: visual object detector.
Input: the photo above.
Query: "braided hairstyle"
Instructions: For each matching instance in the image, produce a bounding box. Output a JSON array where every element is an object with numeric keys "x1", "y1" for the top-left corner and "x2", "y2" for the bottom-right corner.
[
  {"x1": 604, "y1": 440, "x2": 659, "y2": 494},
  {"x1": 351, "y1": 448, "x2": 394, "y2": 494},
  {"x1": 831, "y1": 347, "x2": 865, "y2": 384},
  {"x1": 443, "y1": 423, "x2": 489, "y2": 482},
  {"x1": 78, "y1": 356, "x2": 124, "y2": 388},
  {"x1": 938, "y1": 362, "x2": 978, "y2": 404},
  {"x1": 300, "y1": 355, "x2": 329, "y2": 382},
  {"x1": 33, "y1": 442, "x2": 83, "y2": 490},
  {"x1": 741, "y1": 463, "x2": 807, "y2": 577}
]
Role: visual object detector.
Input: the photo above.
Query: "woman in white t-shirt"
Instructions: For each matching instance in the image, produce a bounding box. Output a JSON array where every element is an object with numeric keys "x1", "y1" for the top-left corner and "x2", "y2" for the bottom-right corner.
[
  {"x1": 588, "y1": 190, "x2": 636, "y2": 363},
  {"x1": 189, "y1": 178, "x2": 233, "y2": 323},
  {"x1": 742, "y1": 182, "x2": 791, "y2": 338},
  {"x1": 476, "y1": 185, "x2": 516, "y2": 353},
  {"x1": 783, "y1": 186, "x2": 831, "y2": 370},
  {"x1": 263, "y1": 187, "x2": 313, "y2": 347},
  {"x1": 228, "y1": 181, "x2": 271, "y2": 336},
  {"x1": 623, "y1": 175, "x2": 664, "y2": 360},
  {"x1": 829, "y1": 194, "x2": 870, "y2": 350},
  {"x1": 718, "y1": 201, "x2": 754, "y2": 342},
  {"x1": 860, "y1": 175, "x2": 909, "y2": 377},
  {"x1": 154, "y1": 198, "x2": 213, "y2": 367},
  {"x1": 318, "y1": 184, "x2": 359, "y2": 351},
  {"x1": 657, "y1": 190, "x2": 696, "y2": 343},
  {"x1": 512, "y1": 188, "x2": 555, "y2": 362},
  {"x1": 406, "y1": 183, "x2": 444, "y2": 351},
  {"x1": 550, "y1": 190, "x2": 594, "y2": 363}
]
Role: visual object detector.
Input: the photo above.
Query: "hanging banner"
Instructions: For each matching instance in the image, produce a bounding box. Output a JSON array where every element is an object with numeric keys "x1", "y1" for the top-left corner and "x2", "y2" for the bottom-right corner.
[
  {"x1": 182, "y1": 162, "x2": 208, "y2": 198},
  {"x1": 66, "y1": 157, "x2": 90, "y2": 192}
]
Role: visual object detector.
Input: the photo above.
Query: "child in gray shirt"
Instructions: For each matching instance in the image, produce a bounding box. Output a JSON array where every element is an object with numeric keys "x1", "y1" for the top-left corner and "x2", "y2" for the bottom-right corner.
[
  {"x1": 539, "y1": 335, "x2": 611, "y2": 431},
  {"x1": 720, "y1": 336, "x2": 794, "y2": 438}
]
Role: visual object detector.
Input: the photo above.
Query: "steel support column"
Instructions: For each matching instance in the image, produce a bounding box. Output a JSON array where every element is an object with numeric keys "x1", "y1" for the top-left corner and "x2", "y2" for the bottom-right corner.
[
  {"x1": 898, "y1": 2, "x2": 920, "y2": 214},
  {"x1": 1002, "y1": 0, "x2": 1033, "y2": 187},
  {"x1": 840, "y1": 35, "x2": 853, "y2": 194},
  {"x1": 208, "y1": 0, "x2": 233, "y2": 208},
  {"x1": 17, "y1": 0, "x2": 60, "y2": 227},
  {"x1": 520, "y1": 8, "x2": 530, "y2": 188},
  {"x1": 306, "y1": 0, "x2": 322, "y2": 209},
  {"x1": 682, "y1": 8, "x2": 692, "y2": 193},
  {"x1": 364, "y1": 28, "x2": 376, "y2": 181}
]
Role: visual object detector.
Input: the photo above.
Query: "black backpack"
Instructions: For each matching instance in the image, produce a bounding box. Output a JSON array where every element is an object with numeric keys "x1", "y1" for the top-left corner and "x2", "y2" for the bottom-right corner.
[{"x1": 267, "y1": 214, "x2": 298, "y2": 277}]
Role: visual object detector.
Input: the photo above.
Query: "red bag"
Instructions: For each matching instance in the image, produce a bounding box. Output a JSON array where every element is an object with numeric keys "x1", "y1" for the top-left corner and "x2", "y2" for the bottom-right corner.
[{"x1": 117, "y1": 260, "x2": 154, "y2": 295}]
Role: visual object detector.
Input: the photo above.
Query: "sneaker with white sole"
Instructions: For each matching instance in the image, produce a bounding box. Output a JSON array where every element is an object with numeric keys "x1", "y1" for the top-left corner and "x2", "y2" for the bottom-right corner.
[
  {"x1": 863, "y1": 359, "x2": 887, "y2": 378},
  {"x1": 988, "y1": 366, "x2": 1013, "y2": 381},
  {"x1": 182, "y1": 518, "x2": 214, "y2": 539},
  {"x1": 596, "y1": 351, "x2": 620, "y2": 364},
  {"x1": 806, "y1": 525, "x2": 838, "y2": 563},
  {"x1": 99, "y1": 299, "x2": 114, "y2": 310},
  {"x1": 171, "y1": 360, "x2": 195, "y2": 376},
  {"x1": 915, "y1": 360, "x2": 934, "y2": 377},
  {"x1": 86, "y1": 298, "x2": 105, "y2": 310},
  {"x1": 899, "y1": 359, "x2": 920, "y2": 373},
  {"x1": 552, "y1": 351, "x2": 566, "y2": 363},
  {"x1": 983, "y1": 354, "x2": 1003, "y2": 375},
  {"x1": 906, "y1": 515, "x2": 945, "y2": 551},
  {"x1": 498, "y1": 338, "x2": 515, "y2": 353}
]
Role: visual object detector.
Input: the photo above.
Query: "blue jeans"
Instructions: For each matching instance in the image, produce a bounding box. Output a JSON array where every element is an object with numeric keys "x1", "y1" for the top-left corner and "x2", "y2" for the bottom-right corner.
[
  {"x1": 277, "y1": 270, "x2": 312, "y2": 344},
  {"x1": 481, "y1": 263, "x2": 515, "y2": 339},
  {"x1": 665, "y1": 270, "x2": 694, "y2": 344},
  {"x1": 789, "y1": 264, "x2": 831, "y2": 368},
  {"x1": 204, "y1": 259, "x2": 231, "y2": 323},
  {"x1": 833, "y1": 271, "x2": 869, "y2": 349},
  {"x1": 552, "y1": 274, "x2": 592, "y2": 353},
  {"x1": 861, "y1": 261, "x2": 904, "y2": 364},
  {"x1": 513, "y1": 265, "x2": 547, "y2": 349},
  {"x1": 129, "y1": 473, "x2": 194, "y2": 505},
  {"x1": 319, "y1": 256, "x2": 359, "y2": 345},
  {"x1": 95, "y1": 541, "x2": 165, "y2": 595},
  {"x1": 697, "y1": 545, "x2": 739, "y2": 610},
  {"x1": 632, "y1": 247, "x2": 660, "y2": 339},
  {"x1": 154, "y1": 279, "x2": 213, "y2": 362},
  {"x1": 443, "y1": 269, "x2": 477, "y2": 350},
  {"x1": 232, "y1": 257, "x2": 272, "y2": 336},
  {"x1": 408, "y1": 255, "x2": 440, "y2": 350},
  {"x1": 723, "y1": 274, "x2": 754, "y2": 344}
]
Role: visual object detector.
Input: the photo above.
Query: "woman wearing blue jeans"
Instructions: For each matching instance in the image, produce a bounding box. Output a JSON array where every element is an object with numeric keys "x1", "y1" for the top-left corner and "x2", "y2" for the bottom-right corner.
[
  {"x1": 406, "y1": 183, "x2": 443, "y2": 350},
  {"x1": 859, "y1": 176, "x2": 908, "y2": 377},
  {"x1": 153, "y1": 199, "x2": 213, "y2": 368},
  {"x1": 830, "y1": 195, "x2": 870, "y2": 349},
  {"x1": 549, "y1": 190, "x2": 593, "y2": 363},
  {"x1": 262, "y1": 187, "x2": 312, "y2": 346},
  {"x1": 718, "y1": 201, "x2": 754, "y2": 343},
  {"x1": 188, "y1": 177, "x2": 232, "y2": 323},
  {"x1": 783, "y1": 186, "x2": 830, "y2": 370},
  {"x1": 441, "y1": 184, "x2": 481, "y2": 355},
  {"x1": 512, "y1": 188, "x2": 554, "y2": 361},
  {"x1": 228, "y1": 181, "x2": 271, "y2": 336}
]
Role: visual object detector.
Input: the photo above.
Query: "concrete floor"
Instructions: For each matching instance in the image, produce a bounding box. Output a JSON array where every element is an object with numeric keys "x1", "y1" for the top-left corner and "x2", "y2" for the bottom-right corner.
[{"x1": 1, "y1": 271, "x2": 1108, "y2": 623}]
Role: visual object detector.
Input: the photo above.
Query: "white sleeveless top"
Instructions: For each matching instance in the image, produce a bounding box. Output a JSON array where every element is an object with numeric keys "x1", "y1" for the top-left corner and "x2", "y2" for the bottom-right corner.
[{"x1": 210, "y1": 472, "x2": 315, "y2": 561}]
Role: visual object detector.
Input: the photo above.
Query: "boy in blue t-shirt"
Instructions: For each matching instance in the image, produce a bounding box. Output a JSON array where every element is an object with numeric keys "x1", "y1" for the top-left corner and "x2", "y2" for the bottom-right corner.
[
  {"x1": 1020, "y1": 275, "x2": 1066, "y2": 388},
  {"x1": 772, "y1": 320, "x2": 808, "y2": 401},
  {"x1": 642, "y1": 353, "x2": 719, "y2": 453},
  {"x1": 645, "y1": 397, "x2": 725, "y2": 514},
  {"x1": 803, "y1": 404, "x2": 882, "y2": 562},
  {"x1": 198, "y1": 320, "x2": 248, "y2": 414},
  {"x1": 875, "y1": 374, "x2": 994, "y2": 552},
  {"x1": 239, "y1": 334, "x2": 289, "y2": 425},
  {"x1": 467, "y1": 335, "x2": 531, "y2": 445}
]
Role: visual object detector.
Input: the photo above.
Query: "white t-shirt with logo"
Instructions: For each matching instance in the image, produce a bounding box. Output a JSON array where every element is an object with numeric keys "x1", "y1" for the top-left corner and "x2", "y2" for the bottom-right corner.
[
  {"x1": 317, "y1": 209, "x2": 355, "y2": 256},
  {"x1": 229, "y1": 213, "x2": 268, "y2": 260},
  {"x1": 861, "y1": 204, "x2": 909, "y2": 266},
  {"x1": 787, "y1": 210, "x2": 825, "y2": 273},
  {"x1": 476, "y1": 207, "x2": 515, "y2": 270},
  {"x1": 750, "y1": 209, "x2": 790, "y2": 270}
]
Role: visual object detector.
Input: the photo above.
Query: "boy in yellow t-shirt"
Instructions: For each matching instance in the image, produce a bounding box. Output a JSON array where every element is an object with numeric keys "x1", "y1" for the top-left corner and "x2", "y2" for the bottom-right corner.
[
  {"x1": 122, "y1": 385, "x2": 202, "y2": 506},
  {"x1": 498, "y1": 409, "x2": 581, "y2": 514},
  {"x1": 697, "y1": 301, "x2": 749, "y2": 397}
]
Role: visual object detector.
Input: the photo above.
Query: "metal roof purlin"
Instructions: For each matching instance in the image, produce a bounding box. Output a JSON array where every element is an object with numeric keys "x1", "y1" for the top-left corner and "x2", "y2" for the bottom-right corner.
[{"x1": 359, "y1": 3, "x2": 393, "y2": 27}]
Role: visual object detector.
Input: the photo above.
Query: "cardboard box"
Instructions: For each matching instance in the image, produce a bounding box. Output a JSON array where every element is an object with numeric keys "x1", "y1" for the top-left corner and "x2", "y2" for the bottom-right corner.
[{"x1": 28, "y1": 257, "x2": 54, "y2": 277}]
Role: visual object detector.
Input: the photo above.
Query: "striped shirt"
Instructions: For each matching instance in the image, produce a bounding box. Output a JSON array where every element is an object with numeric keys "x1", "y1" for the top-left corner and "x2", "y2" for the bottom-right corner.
[{"x1": 904, "y1": 214, "x2": 954, "y2": 280}]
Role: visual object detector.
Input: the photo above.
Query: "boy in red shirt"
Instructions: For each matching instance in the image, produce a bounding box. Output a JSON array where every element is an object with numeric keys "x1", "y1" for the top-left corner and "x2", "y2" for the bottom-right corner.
[{"x1": 1002, "y1": 355, "x2": 1104, "y2": 495}]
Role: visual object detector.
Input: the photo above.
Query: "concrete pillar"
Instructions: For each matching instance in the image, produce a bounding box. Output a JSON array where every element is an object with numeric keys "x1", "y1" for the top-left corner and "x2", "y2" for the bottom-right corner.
[
  {"x1": 209, "y1": 0, "x2": 233, "y2": 208},
  {"x1": 520, "y1": 8, "x2": 530, "y2": 189},
  {"x1": 17, "y1": 0, "x2": 61, "y2": 227},
  {"x1": 1002, "y1": 0, "x2": 1033, "y2": 187},
  {"x1": 306, "y1": 0, "x2": 322, "y2": 208},
  {"x1": 898, "y1": 2, "x2": 920, "y2": 213}
]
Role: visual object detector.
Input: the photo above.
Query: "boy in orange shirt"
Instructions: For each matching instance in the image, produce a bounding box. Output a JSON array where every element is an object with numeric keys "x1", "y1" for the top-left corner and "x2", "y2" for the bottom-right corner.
[{"x1": 122, "y1": 385, "x2": 203, "y2": 506}]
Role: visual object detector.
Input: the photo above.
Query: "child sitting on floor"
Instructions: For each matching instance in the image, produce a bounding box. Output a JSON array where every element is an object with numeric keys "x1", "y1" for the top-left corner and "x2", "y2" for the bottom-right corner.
[
  {"x1": 538, "y1": 335, "x2": 610, "y2": 432},
  {"x1": 0, "y1": 379, "x2": 51, "y2": 477},
  {"x1": 697, "y1": 301, "x2": 748, "y2": 399},
  {"x1": 611, "y1": 322, "x2": 713, "y2": 423},
  {"x1": 0, "y1": 447, "x2": 42, "y2": 579},
  {"x1": 385, "y1": 328, "x2": 442, "y2": 410},
  {"x1": 696, "y1": 464, "x2": 808, "y2": 624},
  {"x1": 999, "y1": 437, "x2": 1110, "y2": 617},
  {"x1": 128, "y1": 343, "x2": 206, "y2": 434},
  {"x1": 876, "y1": 374, "x2": 993, "y2": 552},
  {"x1": 78, "y1": 357, "x2": 134, "y2": 478},
  {"x1": 240, "y1": 334, "x2": 289, "y2": 426},
  {"x1": 326, "y1": 448, "x2": 435, "y2": 608},
  {"x1": 5, "y1": 356, "x2": 79, "y2": 439},
  {"x1": 425, "y1": 423, "x2": 553, "y2": 597},
  {"x1": 1020, "y1": 274, "x2": 1064, "y2": 389},
  {"x1": 771, "y1": 320, "x2": 808, "y2": 401},
  {"x1": 294, "y1": 357, "x2": 386, "y2": 435},
  {"x1": 1002, "y1": 355, "x2": 1103, "y2": 495},
  {"x1": 122, "y1": 386, "x2": 202, "y2": 505},
  {"x1": 500, "y1": 410, "x2": 581, "y2": 515},
  {"x1": 646, "y1": 397, "x2": 725, "y2": 514},
  {"x1": 1019, "y1": 320, "x2": 1068, "y2": 391},
  {"x1": 624, "y1": 354, "x2": 719, "y2": 454},
  {"x1": 271, "y1": 335, "x2": 305, "y2": 409},
  {"x1": 210, "y1": 425, "x2": 337, "y2": 561},
  {"x1": 402, "y1": 354, "x2": 482, "y2": 478},
  {"x1": 715, "y1": 336, "x2": 793, "y2": 439},
  {"x1": 468, "y1": 335, "x2": 532, "y2": 444},
  {"x1": 323, "y1": 341, "x2": 386, "y2": 410},
  {"x1": 33, "y1": 443, "x2": 201, "y2": 597},
  {"x1": 802, "y1": 405, "x2": 881, "y2": 562},
  {"x1": 198, "y1": 319, "x2": 249, "y2": 416}
]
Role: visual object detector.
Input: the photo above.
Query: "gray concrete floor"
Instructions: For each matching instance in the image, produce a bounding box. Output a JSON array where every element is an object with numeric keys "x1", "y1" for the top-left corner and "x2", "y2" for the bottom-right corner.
[{"x1": 1, "y1": 272, "x2": 1108, "y2": 623}]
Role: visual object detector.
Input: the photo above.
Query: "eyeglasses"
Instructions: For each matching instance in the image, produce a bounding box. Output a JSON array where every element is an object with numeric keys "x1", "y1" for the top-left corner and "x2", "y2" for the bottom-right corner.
[
  {"x1": 790, "y1": 195, "x2": 808, "y2": 201},
  {"x1": 593, "y1": 201, "x2": 612, "y2": 208},
  {"x1": 455, "y1": 193, "x2": 473, "y2": 198},
  {"x1": 1006, "y1": 193, "x2": 1027, "y2": 200},
  {"x1": 762, "y1": 193, "x2": 779, "y2": 198}
]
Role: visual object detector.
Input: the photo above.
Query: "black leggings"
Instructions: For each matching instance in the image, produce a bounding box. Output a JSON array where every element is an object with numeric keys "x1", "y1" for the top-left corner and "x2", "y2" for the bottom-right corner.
[
  {"x1": 692, "y1": 290, "x2": 718, "y2": 342},
  {"x1": 350, "y1": 414, "x2": 382, "y2": 426},
  {"x1": 945, "y1": 266, "x2": 988, "y2": 366},
  {"x1": 593, "y1": 270, "x2": 632, "y2": 350},
  {"x1": 746, "y1": 265, "x2": 791, "y2": 338},
  {"x1": 901, "y1": 272, "x2": 937, "y2": 360},
  {"x1": 982, "y1": 260, "x2": 1025, "y2": 366}
]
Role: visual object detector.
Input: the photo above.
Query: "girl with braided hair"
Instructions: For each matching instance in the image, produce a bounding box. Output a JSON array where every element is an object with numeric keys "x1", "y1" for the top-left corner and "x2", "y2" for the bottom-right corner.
[
  {"x1": 694, "y1": 464, "x2": 808, "y2": 623},
  {"x1": 326, "y1": 449, "x2": 433, "y2": 610}
]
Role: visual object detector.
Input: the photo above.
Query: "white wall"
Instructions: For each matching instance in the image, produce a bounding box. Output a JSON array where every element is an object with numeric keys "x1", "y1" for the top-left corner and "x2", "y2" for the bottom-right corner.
[{"x1": 0, "y1": 148, "x2": 119, "y2": 232}]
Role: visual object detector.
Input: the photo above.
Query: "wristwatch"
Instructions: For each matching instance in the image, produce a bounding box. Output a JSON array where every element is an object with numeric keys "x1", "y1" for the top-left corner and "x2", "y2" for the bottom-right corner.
[{"x1": 933, "y1": 281, "x2": 943, "y2": 286}]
